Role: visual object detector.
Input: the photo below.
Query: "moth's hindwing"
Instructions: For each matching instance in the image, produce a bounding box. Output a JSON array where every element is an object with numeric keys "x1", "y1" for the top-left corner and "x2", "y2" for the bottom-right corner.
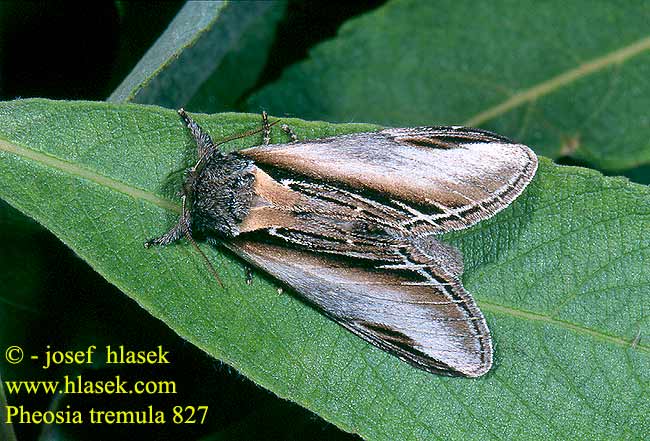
[{"x1": 226, "y1": 235, "x2": 492, "y2": 377}]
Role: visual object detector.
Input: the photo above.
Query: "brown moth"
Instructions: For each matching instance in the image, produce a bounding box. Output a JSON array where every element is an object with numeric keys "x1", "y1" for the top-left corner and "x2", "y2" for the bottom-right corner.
[{"x1": 146, "y1": 110, "x2": 538, "y2": 377}]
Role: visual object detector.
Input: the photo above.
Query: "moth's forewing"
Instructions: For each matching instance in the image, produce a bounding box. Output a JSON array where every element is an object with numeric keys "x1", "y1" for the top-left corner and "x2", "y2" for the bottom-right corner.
[
  {"x1": 225, "y1": 237, "x2": 492, "y2": 378},
  {"x1": 240, "y1": 127, "x2": 538, "y2": 234}
]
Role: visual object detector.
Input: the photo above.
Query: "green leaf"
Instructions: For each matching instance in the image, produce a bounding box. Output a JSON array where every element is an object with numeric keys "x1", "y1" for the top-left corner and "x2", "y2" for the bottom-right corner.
[
  {"x1": 185, "y1": 2, "x2": 286, "y2": 114},
  {"x1": 0, "y1": 99, "x2": 648, "y2": 439},
  {"x1": 248, "y1": 0, "x2": 650, "y2": 172},
  {"x1": 108, "y1": 1, "x2": 285, "y2": 109}
]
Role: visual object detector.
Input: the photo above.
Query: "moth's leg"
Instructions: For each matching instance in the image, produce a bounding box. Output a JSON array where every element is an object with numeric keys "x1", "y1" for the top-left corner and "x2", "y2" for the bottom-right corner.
[
  {"x1": 245, "y1": 266, "x2": 254, "y2": 285},
  {"x1": 281, "y1": 123, "x2": 298, "y2": 143},
  {"x1": 178, "y1": 108, "x2": 216, "y2": 157},
  {"x1": 261, "y1": 110, "x2": 298, "y2": 143},
  {"x1": 262, "y1": 111, "x2": 271, "y2": 146},
  {"x1": 144, "y1": 211, "x2": 190, "y2": 248}
]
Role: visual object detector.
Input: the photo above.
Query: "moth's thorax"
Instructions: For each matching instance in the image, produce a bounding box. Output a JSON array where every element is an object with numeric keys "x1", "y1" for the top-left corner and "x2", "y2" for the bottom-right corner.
[{"x1": 191, "y1": 152, "x2": 255, "y2": 237}]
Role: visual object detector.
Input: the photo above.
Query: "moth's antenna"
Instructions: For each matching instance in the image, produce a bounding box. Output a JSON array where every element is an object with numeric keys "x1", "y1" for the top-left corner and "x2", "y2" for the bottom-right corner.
[
  {"x1": 215, "y1": 119, "x2": 282, "y2": 146},
  {"x1": 192, "y1": 120, "x2": 282, "y2": 177},
  {"x1": 184, "y1": 230, "x2": 224, "y2": 289}
]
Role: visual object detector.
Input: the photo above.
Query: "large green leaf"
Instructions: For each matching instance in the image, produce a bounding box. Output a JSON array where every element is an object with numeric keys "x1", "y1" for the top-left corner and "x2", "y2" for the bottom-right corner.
[
  {"x1": 1, "y1": 99, "x2": 648, "y2": 439},
  {"x1": 248, "y1": 0, "x2": 650, "y2": 172},
  {"x1": 108, "y1": 1, "x2": 285, "y2": 110}
]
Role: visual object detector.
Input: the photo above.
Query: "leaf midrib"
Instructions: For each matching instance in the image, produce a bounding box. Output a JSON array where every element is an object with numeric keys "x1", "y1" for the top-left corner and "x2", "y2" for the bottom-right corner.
[
  {"x1": 482, "y1": 300, "x2": 649, "y2": 353},
  {"x1": 0, "y1": 137, "x2": 179, "y2": 213},
  {"x1": 464, "y1": 35, "x2": 650, "y2": 126},
  {"x1": 1, "y1": 136, "x2": 646, "y2": 354}
]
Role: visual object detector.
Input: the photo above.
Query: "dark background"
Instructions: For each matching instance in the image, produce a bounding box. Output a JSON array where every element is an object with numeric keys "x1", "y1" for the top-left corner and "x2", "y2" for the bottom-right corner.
[{"x1": 0, "y1": 2, "x2": 385, "y2": 440}]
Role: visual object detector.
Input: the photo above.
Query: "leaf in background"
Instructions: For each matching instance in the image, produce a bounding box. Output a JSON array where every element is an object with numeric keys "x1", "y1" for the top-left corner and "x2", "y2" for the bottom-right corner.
[
  {"x1": 108, "y1": 1, "x2": 286, "y2": 109},
  {"x1": 1, "y1": 99, "x2": 648, "y2": 440},
  {"x1": 248, "y1": 0, "x2": 650, "y2": 172},
  {"x1": 185, "y1": 2, "x2": 286, "y2": 114},
  {"x1": 622, "y1": 164, "x2": 650, "y2": 186}
]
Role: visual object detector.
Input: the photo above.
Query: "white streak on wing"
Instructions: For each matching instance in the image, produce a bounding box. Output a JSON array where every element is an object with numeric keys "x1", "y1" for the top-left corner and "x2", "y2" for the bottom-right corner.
[
  {"x1": 378, "y1": 263, "x2": 430, "y2": 269},
  {"x1": 400, "y1": 282, "x2": 455, "y2": 287},
  {"x1": 391, "y1": 248, "x2": 443, "y2": 288},
  {"x1": 393, "y1": 199, "x2": 459, "y2": 227},
  {"x1": 280, "y1": 178, "x2": 296, "y2": 188}
]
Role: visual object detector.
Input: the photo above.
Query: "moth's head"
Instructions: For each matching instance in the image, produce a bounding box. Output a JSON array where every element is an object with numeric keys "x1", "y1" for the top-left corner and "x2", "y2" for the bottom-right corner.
[
  {"x1": 144, "y1": 152, "x2": 227, "y2": 287},
  {"x1": 144, "y1": 108, "x2": 269, "y2": 287},
  {"x1": 143, "y1": 158, "x2": 207, "y2": 250}
]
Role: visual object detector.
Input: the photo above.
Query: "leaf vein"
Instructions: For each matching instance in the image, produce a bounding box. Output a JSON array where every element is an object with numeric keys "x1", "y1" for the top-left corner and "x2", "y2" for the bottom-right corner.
[
  {"x1": 464, "y1": 36, "x2": 650, "y2": 126},
  {"x1": 482, "y1": 301, "x2": 650, "y2": 354}
]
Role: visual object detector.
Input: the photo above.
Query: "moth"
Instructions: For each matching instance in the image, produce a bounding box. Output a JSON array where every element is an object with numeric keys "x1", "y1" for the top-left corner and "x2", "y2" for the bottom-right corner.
[{"x1": 146, "y1": 110, "x2": 538, "y2": 377}]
